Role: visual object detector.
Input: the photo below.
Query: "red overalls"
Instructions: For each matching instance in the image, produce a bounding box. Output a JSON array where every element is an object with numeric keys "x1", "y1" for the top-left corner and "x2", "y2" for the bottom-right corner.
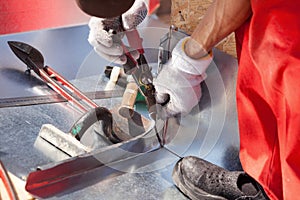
[{"x1": 235, "y1": 1, "x2": 300, "y2": 199}]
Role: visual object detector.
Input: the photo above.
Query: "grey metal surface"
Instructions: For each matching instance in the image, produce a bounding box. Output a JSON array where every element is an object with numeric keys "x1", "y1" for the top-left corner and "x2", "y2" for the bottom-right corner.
[
  {"x1": 0, "y1": 17, "x2": 240, "y2": 199},
  {"x1": 0, "y1": 26, "x2": 84, "y2": 98}
]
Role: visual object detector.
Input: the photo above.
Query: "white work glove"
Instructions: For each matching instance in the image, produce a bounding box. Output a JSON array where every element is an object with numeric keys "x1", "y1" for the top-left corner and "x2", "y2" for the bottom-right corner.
[
  {"x1": 153, "y1": 37, "x2": 213, "y2": 117},
  {"x1": 88, "y1": 0, "x2": 148, "y2": 65}
]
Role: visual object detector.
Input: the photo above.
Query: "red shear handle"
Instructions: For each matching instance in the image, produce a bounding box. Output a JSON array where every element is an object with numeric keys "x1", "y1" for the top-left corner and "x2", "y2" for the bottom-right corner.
[
  {"x1": 122, "y1": 29, "x2": 145, "y2": 74},
  {"x1": 122, "y1": 50, "x2": 137, "y2": 74},
  {"x1": 125, "y1": 30, "x2": 144, "y2": 54},
  {"x1": 0, "y1": 161, "x2": 18, "y2": 200}
]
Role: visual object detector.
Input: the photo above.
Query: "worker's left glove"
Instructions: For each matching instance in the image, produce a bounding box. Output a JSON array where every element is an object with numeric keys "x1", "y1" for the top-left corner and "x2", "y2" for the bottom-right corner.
[
  {"x1": 153, "y1": 37, "x2": 212, "y2": 118},
  {"x1": 88, "y1": 0, "x2": 148, "y2": 65}
]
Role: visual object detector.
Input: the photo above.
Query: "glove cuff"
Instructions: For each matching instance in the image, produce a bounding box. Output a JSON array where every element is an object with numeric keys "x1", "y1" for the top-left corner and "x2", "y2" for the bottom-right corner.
[
  {"x1": 173, "y1": 37, "x2": 213, "y2": 75},
  {"x1": 122, "y1": 0, "x2": 148, "y2": 30}
]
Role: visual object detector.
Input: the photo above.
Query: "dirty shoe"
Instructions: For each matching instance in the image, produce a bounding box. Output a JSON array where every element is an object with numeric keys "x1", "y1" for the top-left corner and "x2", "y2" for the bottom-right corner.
[{"x1": 172, "y1": 156, "x2": 269, "y2": 200}]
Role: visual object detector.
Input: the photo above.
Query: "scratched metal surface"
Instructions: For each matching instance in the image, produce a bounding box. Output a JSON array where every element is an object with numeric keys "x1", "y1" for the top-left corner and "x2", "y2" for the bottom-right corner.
[{"x1": 0, "y1": 17, "x2": 241, "y2": 200}]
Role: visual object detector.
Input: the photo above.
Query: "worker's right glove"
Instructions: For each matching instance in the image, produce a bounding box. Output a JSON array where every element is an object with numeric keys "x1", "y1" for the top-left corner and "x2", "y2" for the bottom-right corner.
[
  {"x1": 153, "y1": 37, "x2": 212, "y2": 118},
  {"x1": 88, "y1": 0, "x2": 148, "y2": 65}
]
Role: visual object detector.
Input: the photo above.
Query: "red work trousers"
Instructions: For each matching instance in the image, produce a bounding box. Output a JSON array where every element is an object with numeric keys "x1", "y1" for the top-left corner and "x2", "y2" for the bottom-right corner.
[{"x1": 235, "y1": 1, "x2": 300, "y2": 199}]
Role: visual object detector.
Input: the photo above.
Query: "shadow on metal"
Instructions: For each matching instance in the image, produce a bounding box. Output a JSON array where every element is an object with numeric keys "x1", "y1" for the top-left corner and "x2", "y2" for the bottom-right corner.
[{"x1": 0, "y1": 68, "x2": 45, "y2": 88}]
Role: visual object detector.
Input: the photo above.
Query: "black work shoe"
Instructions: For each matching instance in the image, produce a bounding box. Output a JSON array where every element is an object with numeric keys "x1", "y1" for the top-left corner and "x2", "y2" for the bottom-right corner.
[{"x1": 172, "y1": 156, "x2": 269, "y2": 200}]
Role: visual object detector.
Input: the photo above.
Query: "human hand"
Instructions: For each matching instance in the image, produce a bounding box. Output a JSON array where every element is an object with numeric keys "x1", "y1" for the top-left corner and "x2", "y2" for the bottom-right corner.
[
  {"x1": 88, "y1": 0, "x2": 148, "y2": 65},
  {"x1": 153, "y1": 37, "x2": 213, "y2": 117}
]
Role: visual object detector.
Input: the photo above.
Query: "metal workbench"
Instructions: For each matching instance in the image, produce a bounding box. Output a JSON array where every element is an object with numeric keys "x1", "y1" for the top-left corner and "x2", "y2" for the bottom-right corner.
[{"x1": 0, "y1": 17, "x2": 241, "y2": 199}]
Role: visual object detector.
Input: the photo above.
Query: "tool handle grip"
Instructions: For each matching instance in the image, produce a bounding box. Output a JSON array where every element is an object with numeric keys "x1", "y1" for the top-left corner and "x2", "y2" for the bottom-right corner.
[
  {"x1": 123, "y1": 51, "x2": 137, "y2": 74},
  {"x1": 122, "y1": 29, "x2": 145, "y2": 74},
  {"x1": 125, "y1": 30, "x2": 144, "y2": 54},
  {"x1": 43, "y1": 66, "x2": 98, "y2": 110},
  {"x1": 118, "y1": 79, "x2": 138, "y2": 118}
]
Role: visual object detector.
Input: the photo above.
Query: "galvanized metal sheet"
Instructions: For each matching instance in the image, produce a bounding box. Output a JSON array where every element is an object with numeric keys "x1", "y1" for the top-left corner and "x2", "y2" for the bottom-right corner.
[{"x1": 0, "y1": 18, "x2": 240, "y2": 199}]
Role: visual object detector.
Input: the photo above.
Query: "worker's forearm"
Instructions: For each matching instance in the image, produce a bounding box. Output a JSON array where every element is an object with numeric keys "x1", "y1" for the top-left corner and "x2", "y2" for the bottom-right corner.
[{"x1": 185, "y1": 0, "x2": 252, "y2": 59}]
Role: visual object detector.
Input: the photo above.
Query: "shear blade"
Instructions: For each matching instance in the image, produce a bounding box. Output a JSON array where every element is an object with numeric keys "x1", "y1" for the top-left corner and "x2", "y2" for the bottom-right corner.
[{"x1": 8, "y1": 41, "x2": 45, "y2": 71}]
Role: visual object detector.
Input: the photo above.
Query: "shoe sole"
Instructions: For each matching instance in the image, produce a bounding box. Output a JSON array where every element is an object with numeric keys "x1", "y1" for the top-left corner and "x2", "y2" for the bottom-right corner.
[{"x1": 172, "y1": 161, "x2": 228, "y2": 200}]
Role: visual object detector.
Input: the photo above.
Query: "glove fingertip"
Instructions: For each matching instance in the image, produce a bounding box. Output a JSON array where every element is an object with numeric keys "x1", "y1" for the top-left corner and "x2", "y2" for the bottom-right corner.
[
  {"x1": 119, "y1": 55, "x2": 127, "y2": 65},
  {"x1": 155, "y1": 93, "x2": 169, "y2": 104},
  {"x1": 155, "y1": 93, "x2": 164, "y2": 103},
  {"x1": 87, "y1": 36, "x2": 98, "y2": 47},
  {"x1": 130, "y1": 50, "x2": 140, "y2": 61},
  {"x1": 164, "y1": 106, "x2": 178, "y2": 118}
]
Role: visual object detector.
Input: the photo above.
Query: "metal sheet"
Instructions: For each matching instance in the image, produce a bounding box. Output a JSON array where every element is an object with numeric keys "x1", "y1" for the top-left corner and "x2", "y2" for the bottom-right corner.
[
  {"x1": 163, "y1": 48, "x2": 241, "y2": 170},
  {"x1": 0, "y1": 17, "x2": 240, "y2": 199},
  {"x1": 0, "y1": 25, "x2": 95, "y2": 98}
]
